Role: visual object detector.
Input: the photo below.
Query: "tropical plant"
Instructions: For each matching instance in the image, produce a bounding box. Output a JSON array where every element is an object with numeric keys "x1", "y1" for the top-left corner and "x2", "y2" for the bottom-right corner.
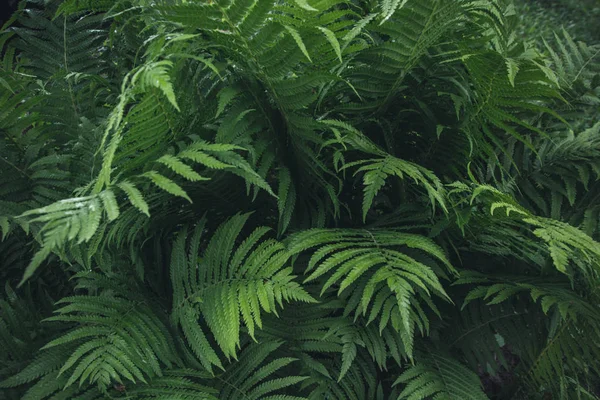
[{"x1": 1, "y1": 0, "x2": 600, "y2": 398}]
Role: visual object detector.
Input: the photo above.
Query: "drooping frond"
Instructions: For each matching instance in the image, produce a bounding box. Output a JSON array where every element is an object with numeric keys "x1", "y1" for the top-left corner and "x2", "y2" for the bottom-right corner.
[
  {"x1": 456, "y1": 182, "x2": 600, "y2": 279},
  {"x1": 324, "y1": 121, "x2": 447, "y2": 220},
  {"x1": 544, "y1": 29, "x2": 600, "y2": 98},
  {"x1": 479, "y1": 122, "x2": 600, "y2": 238},
  {"x1": 445, "y1": 301, "x2": 536, "y2": 376},
  {"x1": 528, "y1": 318, "x2": 600, "y2": 391}
]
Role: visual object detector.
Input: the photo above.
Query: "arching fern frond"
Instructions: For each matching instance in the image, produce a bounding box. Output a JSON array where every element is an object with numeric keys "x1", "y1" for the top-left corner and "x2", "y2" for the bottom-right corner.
[
  {"x1": 287, "y1": 228, "x2": 455, "y2": 357},
  {"x1": 444, "y1": 301, "x2": 536, "y2": 377},
  {"x1": 544, "y1": 29, "x2": 600, "y2": 96},
  {"x1": 465, "y1": 183, "x2": 600, "y2": 279},
  {"x1": 16, "y1": 191, "x2": 117, "y2": 285},
  {"x1": 459, "y1": 273, "x2": 600, "y2": 323}
]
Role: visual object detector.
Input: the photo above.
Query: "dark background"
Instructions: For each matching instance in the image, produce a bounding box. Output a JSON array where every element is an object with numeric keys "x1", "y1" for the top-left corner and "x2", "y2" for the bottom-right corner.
[{"x1": 1, "y1": 0, "x2": 19, "y2": 27}]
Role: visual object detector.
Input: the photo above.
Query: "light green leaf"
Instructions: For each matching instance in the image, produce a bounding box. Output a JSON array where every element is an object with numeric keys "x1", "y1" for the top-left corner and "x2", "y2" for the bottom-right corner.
[
  {"x1": 294, "y1": 0, "x2": 317, "y2": 11},
  {"x1": 380, "y1": 0, "x2": 408, "y2": 24},
  {"x1": 317, "y1": 27, "x2": 342, "y2": 63},
  {"x1": 19, "y1": 247, "x2": 52, "y2": 287},
  {"x1": 117, "y1": 181, "x2": 150, "y2": 216},
  {"x1": 135, "y1": 61, "x2": 180, "y2": 111},
  {"x1": 215, "y1": 87, "x2": 239, "y2": 118},
  {"x1": 505, "y1": 58, "x2": 519, "y2": 87},
  {"x1": 0, "y1": 77, "x2": 14, "y2": 93},
  {"x1": 0, "y1": 216, "x2": 9, "y2": 240},
  {"x1": 157, "y1": 154, "x2": 209, "y2": 182},
  {"x1": 143, "y1": 171, "x2": 192, "y2": 203},
  {"x1": 99, "y1": 190, "x2": 120, "y2": 222},
  {"x1": 284, "y1": 25, "x2": 312, "y2": 62},
  {"x1": 343, "y1": 13, "x2": 377, "y2": 43}
]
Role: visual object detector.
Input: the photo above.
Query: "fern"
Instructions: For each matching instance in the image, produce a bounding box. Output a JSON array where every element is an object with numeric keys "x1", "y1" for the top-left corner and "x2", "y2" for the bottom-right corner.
[{"x1": 3, "y1": 0, "x2": 600, "y2": 398}]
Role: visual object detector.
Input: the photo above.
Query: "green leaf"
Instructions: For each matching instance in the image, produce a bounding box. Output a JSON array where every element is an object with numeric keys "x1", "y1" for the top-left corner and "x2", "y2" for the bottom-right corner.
[
  {"x1": 99, "y1": 190, "x2": 120, "y2": 222},
  {"x1": 215, "y1": 87, "x2": 239, "y2": 118},
  {"x1": 143, "y1": 171, "x2": 192, "y2": 203},
  {"x1": 135, "y1": 61, "x2": 180, "y2": 111},
  {"x1": 343, "y1": 13, "x2": 377, "y2": 43},
  {"x1": 19, "y1": 247, "x2": 52, "y2": 287},
  {"x1": 157, "y1": 154, "x2": 209, "y2": 182},
  {"x1": 338, "y1": 342, "x2": 357, "y2": 381},
  {"x1": 505, "y1": 58, "x2": 519, "y2": 87},
  {"x1": 0, "y1": 77, "x2": 14, "y2": 93},
  {"x1": 380, "y1": 0, "x2": 409, "y2": 24},
  {"x1": 394, "y1": 349, "x2": 488, "y2": 400},
  {"x1": 117, "y1": 181, "x2": 150, "y2": 216},
  {"x1": 294, "y1": 0, "x2": 317, "y2": 11},
  {"x1": 284, "y1": 25, "x2": 312, "y2": 62},
  {"x1": 317, "y1": 27, "x2": 342, "y2": 63},
  {"x1": 0, "y1": 216, "x2": 9, "y2": 240}
]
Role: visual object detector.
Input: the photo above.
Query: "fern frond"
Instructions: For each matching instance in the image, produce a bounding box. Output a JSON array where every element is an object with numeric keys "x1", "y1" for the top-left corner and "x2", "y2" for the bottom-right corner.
[
  {"x1": 394, "y1": 346, "x2": 488, "y2": 400},
  {"x1": 529, "y1": 319, "x2": 600, "y2": 391},
  {"x1": 288, "y1": 228, "x2": 454, "y2": 356},
  {"x1": 346, "y1": 0, "x2": 472, "y2": 110},
  {"x1": 17, "y1": 191, "x2": 122, "y2": 284},
  {"x1": 171, "y1": 215, "x2": 314, "y2": 367},
  {"x1": 3, "y1": 0, "x2": 600, "y2": 398},
  {"x1": 459, "y1": 273, "x2": 600, "y2": 323},
  {"x1": 41, "y1": 291, "x2": 178, "y2": 391},
  {"x1": 325, "y1": 121, "x2": 447, "y2": 220},
  {"x1": 124, "y1": 369, "x2": 218, "y2": 400},
  {"x1": 215, "y1": 341, "x2": 308, "y2": 400},
  {"x1": 132, "y1": 61, "x2": 180, "y2": 111},
  {"x1": 468, "y1": 183, "x2": 600, "y2": 279},
  {"x1": 461, "y1": 50, "x2": 563, "y2": 150},
  {"x1": 445, "y1": 301, "x2": 535, "y2": 376}
]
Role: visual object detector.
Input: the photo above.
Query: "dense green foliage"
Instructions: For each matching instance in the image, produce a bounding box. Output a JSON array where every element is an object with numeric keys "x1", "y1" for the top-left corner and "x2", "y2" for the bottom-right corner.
[{"x1": 1, "y1": 0, "x2": 599, "y2": 398}]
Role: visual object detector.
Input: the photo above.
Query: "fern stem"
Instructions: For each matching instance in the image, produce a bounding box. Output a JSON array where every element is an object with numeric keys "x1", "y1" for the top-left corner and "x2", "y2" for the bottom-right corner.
[
  {"x1": 571, "y1": 47, "x2": 600, "y2": 86},
  {"x1": 448, "y1": 311, "x2": 527, "y2": 348},
  {"x1": 525, "y1": 321, "x2": 570, "y2": 381},
  {"x1": 63, "y1": 16, "x2": 80, "y2": 119},
  {"x1": 214, "y1": 375, "x2": 251, "y2": 399},
  {"x1": 0, "y1": 156, "x2": 29, "y2": 178}
]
